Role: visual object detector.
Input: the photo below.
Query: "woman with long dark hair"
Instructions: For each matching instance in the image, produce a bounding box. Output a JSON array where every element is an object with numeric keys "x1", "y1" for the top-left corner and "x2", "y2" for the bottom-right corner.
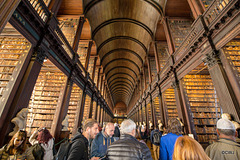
[
  {"x1": 29, "y1": 128, "x2": 54, "y2": 160},
  {"x1": 0, "y1": 130, "x2": 28, "y2": 160}
]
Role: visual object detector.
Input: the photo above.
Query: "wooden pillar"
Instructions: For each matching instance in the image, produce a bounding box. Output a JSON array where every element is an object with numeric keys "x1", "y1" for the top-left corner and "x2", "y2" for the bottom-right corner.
[
  {"x1": 157, "y1": 85, "x2": 167, "y2": 127},
  {"x1": 94, "y1": 99, "x2": 99, "y2": 120},
  {"x1": 72, "y1": 17, "x2": 85, "y2": 52},
  {"x1": 153, "y1": 42, "x2": 161, "y2": 73},
  {"x1": 88, "y1": 93, "x2": 94, "y2": 118},
  {"x1": 141, "y1": 103, "x2": 144, "y2": 124},
  {"x1": 48, "y1": 0, "x2": 64, "y2": 16},
  {"x1": 0, "y1": 47, "x2": 46, "y2": 146},
  {"x1": 203, "y1": 52, "x2": 240, "y2": 121},
  {"x1": 98, "y1": 105, "x2": 102, "y2": 123},
  {"x1": 142, "y1": 67, "x2": 147, "y2": 90},
  {"x1": 97, "y1": 68, "x2": 101, "y2": 89},
  {"x1": 150, "y1": 94, "x2": 157, "y2": 128},
  {"x1": 92, "y1": 57, "x2": 97, "y2": 81},
  {"x1": 172, "y1": 80, "x2": 191, "y2": 134},
  {"x1": 144, "y1": 100, "x2": 149, "y2": 128},
  {"x1": 186, "y1": 0, "x2": 205, "y2": 19},
  {"x1": 100, "y1": 75, "x2": 103, "y2": 92},
  {"x1": 77, "y1": 84, "x2": 87, "y2": 128},
  {"x1": 146, "y1": 56, "x2": 152, "y2": 83},
  {"x1": 162, "y1": 17, "x2": 175, "y2": 55},
  {"x1": 51, "y1": 77, "x2": 73, "y2": 140},
  {"x1": 0, "y1": 0, "x2": 21, "y2": 33},
  {"x1": 85, "y1": 41, "x2": 93, "y2": 71}
]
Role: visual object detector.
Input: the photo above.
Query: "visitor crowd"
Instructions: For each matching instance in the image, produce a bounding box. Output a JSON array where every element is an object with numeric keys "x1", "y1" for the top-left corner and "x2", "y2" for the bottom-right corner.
[{"x1": 0, "y1": 115, "x2": 240, "y2": 160}]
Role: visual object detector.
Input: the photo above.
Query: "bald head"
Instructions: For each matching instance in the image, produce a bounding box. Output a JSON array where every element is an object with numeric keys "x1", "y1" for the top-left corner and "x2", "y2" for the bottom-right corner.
[{"x1": 105, "y1": 122, "x2": 115, "y2": 137}]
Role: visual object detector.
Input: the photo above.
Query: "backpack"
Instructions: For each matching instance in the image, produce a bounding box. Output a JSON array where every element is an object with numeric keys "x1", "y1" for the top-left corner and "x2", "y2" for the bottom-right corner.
[
  {"x1": 150, "y1": 129, "x2": 162, "y2": 146},
  {"x1": 26, "y1": 143, "x2": 44, "y2": 160},
  {"x1": 54, "y1": 139, "x2": 72, "y2": 160}
]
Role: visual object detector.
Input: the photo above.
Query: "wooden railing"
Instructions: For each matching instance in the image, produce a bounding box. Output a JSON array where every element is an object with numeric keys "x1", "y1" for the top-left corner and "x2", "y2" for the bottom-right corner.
[
  {"x1": 203, "y1": 0, "x2": 232, "y2": 26},
  {"x1": 27, "y1": 0, "x2": 50, "y2": 22}
]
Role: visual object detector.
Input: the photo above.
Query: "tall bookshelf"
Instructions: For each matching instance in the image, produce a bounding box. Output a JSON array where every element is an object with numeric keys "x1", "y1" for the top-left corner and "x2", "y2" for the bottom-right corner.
[
  {"x1": 149, "y1": 57, "x2": 157, "y2": 79},
  {"x1": 168, "y1": 19, "x2": 192, "y2": 49},
  {"x1": 222, "y1": 40, "x2": 240, "y2": 81},
  {"x1": 83, "y1": 95, "x2": 91, "y2": 121},
  {"x1": 163, "y1": 87, "x2": 178, "y2": 120},
  {"x1": 182, "y1": 63, "x2": 222, "y2": 144},
  {"x1": 77, "y1": 42, "x2": 88, "y2": 67},
  {"x1": 88, "y1": 57, "x2": 95, "y2": 78},
  {"x1": 67, "y1": 83, "x2": 83, "y2": 134},
  {"x1": 26, "y1": 60, "x2": 67, "y2": 135},
  {"x1": 153, "y1": 96, "x2": 161, "y2": 121},
  {"x1": 0, "y1": 23, "x2": 31, "y2": 101},
  {"x1": 156, "y1": 42, "x2": 169, "y2": 70},
  {"x1": 147, "y1": 103, "x2": 152, "y2": 123}
]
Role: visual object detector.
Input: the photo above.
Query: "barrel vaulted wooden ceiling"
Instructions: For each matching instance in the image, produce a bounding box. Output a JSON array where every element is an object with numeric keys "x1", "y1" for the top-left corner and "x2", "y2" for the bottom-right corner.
[{"x1": 57, "y1": 0, "x2": 192, "y2": 107}]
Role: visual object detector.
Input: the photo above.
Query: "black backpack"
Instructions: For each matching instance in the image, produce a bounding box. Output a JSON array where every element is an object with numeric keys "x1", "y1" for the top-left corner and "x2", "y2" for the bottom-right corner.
[
  {"x1": 54, "y1": 139, "x2": 72, "y2": 160},
  {"x1": 150, "y1": 130, "x2": 162, "y2": 146}
]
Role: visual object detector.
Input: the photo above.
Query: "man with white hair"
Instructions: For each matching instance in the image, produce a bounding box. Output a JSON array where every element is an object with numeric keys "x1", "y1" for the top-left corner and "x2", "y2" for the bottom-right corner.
[
  {"x1": 106, "y1": 119, "x2": 152, "y2": 160},
  {"x1": 205, "y1": 118, "x2": 240, "y2": 160}
]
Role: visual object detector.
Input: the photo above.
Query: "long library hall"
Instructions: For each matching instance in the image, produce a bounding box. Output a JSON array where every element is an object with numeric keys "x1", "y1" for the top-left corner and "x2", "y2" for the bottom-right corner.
[{"x1": 0, "y1": 0, "x2": 240, "y2": 160}]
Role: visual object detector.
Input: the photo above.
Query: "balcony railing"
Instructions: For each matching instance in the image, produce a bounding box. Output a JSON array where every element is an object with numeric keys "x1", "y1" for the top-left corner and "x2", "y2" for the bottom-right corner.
[{"x1": 27, "y1": 0, "x2": 50, "y2": 23}]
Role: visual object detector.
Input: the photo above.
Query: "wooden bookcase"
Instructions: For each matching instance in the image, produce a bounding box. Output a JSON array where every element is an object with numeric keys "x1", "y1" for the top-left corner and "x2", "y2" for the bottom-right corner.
[
  {"x1": 153, "y1": 96, "x2": 161, "y2": 121},
  {"x1": 0, "y1": 23, "x2": 31, "y2": 101},
  {"x1": 168, "y1": 19, "x2": 192, "y2": 49},
  {"x1": 67, "y1": 83, "x2": 83, "y2": 134},
  {"x1": 26, "y1": 59, "x2": 67, "y2": 135},
  {"x1": 163, "y1": 87, "x2": 178, "y2": 120},
  {"x1": 181, "y1": 63, "x2": 222, "y2": 144},
  {"x1": 83, "y1": 94, "x2": 91, "y2": 121}
]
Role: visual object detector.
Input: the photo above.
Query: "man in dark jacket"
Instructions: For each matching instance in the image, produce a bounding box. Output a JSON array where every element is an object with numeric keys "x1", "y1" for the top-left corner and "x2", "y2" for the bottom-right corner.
[
  {"x1": 91, "y1": 123, "x2": 115, "y2": 159},
  {"x1": 67, "y1": 119, "x2": 99, "y2": 160},
  {"x1": 106, "y1": 119, "x2": 153, "y2": 160}
]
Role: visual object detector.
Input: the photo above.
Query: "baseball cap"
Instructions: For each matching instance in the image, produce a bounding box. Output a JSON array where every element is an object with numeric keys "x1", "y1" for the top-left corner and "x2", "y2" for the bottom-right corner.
[{"x1": 217, "y1": 118, "x2": 236, "y2": 130}]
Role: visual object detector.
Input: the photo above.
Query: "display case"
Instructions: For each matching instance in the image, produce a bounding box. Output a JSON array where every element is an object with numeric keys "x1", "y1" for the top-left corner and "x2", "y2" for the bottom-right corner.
[
  {"x1": 181, "y1": 63, "x2": 222, "y2": 144},
  {"x1": 163, "y1": 87, "x2": 178, "y2": 120},
  {"x1": 83, "y1": 95, "x2": 91, "y2": 121},
  {"x1": 0, "y1": 23, "x2": 31, "y2": 101},
  {"x1": 168, "y1": 19, "x2": 193, "y2": 49},
  {"x1": 153, "y1": 96, "x2": 161, "y2": 121},
  {"x1": 26, "y1": 59, "x2": 67, "y2": 135},
  {"x1": 67, "y1": 83, "x2": 83, "y2": 134}
]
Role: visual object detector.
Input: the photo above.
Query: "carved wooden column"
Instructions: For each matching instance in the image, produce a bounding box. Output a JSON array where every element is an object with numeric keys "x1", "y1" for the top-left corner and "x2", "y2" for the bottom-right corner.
[
  {"x1": 98, "y1": 105, "x2": 102, "y2": 123},
  {"x1": 144, "y1": 100, "x2": 149, "y2": 128},
  {"x1": 88, "y1": 92, "x2": 95, "y2": 118},
  {"x1": 0, "y1": 47, "x2": 46, "y2": 145},
  {"x1": 150, "y1": 94, "x2": 157, "y2": 128},
  {"x1": 51, "y1": 76, "x2": 73, "y2": 140},
  {"x1": 186, "y1": 0, "x2": 205, "y2": 19},
  {"x1": 91, "y1": 57, "x2": 98, "y2": 81},
  {"x1": 203, "y1": 51, "x2": 240, "y2": 121},
  {"x1": 77, "y1": 84, "x2": 87, "y2": 128},
  {"x1": 0, "y1": 0, "x2": 21, "y2": 33},
  {"x1": 85, "y1": 41, "x2": 93, "y2": 71},
  {"x1": 172, "y1": 79, "x2": 192, "y2": 134},
  {"x1": 94, "y1": 98, "x2": 99, "y2": 120},
  {"x1": 141, "y1": 103, "x2": 144, "y2": 124},
  {"x1": 72, "y1": 17, "x2": 86, "y2": 52},
  {"x1": 162, "y1": 17, "x2": 175, "y2": 55}
]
